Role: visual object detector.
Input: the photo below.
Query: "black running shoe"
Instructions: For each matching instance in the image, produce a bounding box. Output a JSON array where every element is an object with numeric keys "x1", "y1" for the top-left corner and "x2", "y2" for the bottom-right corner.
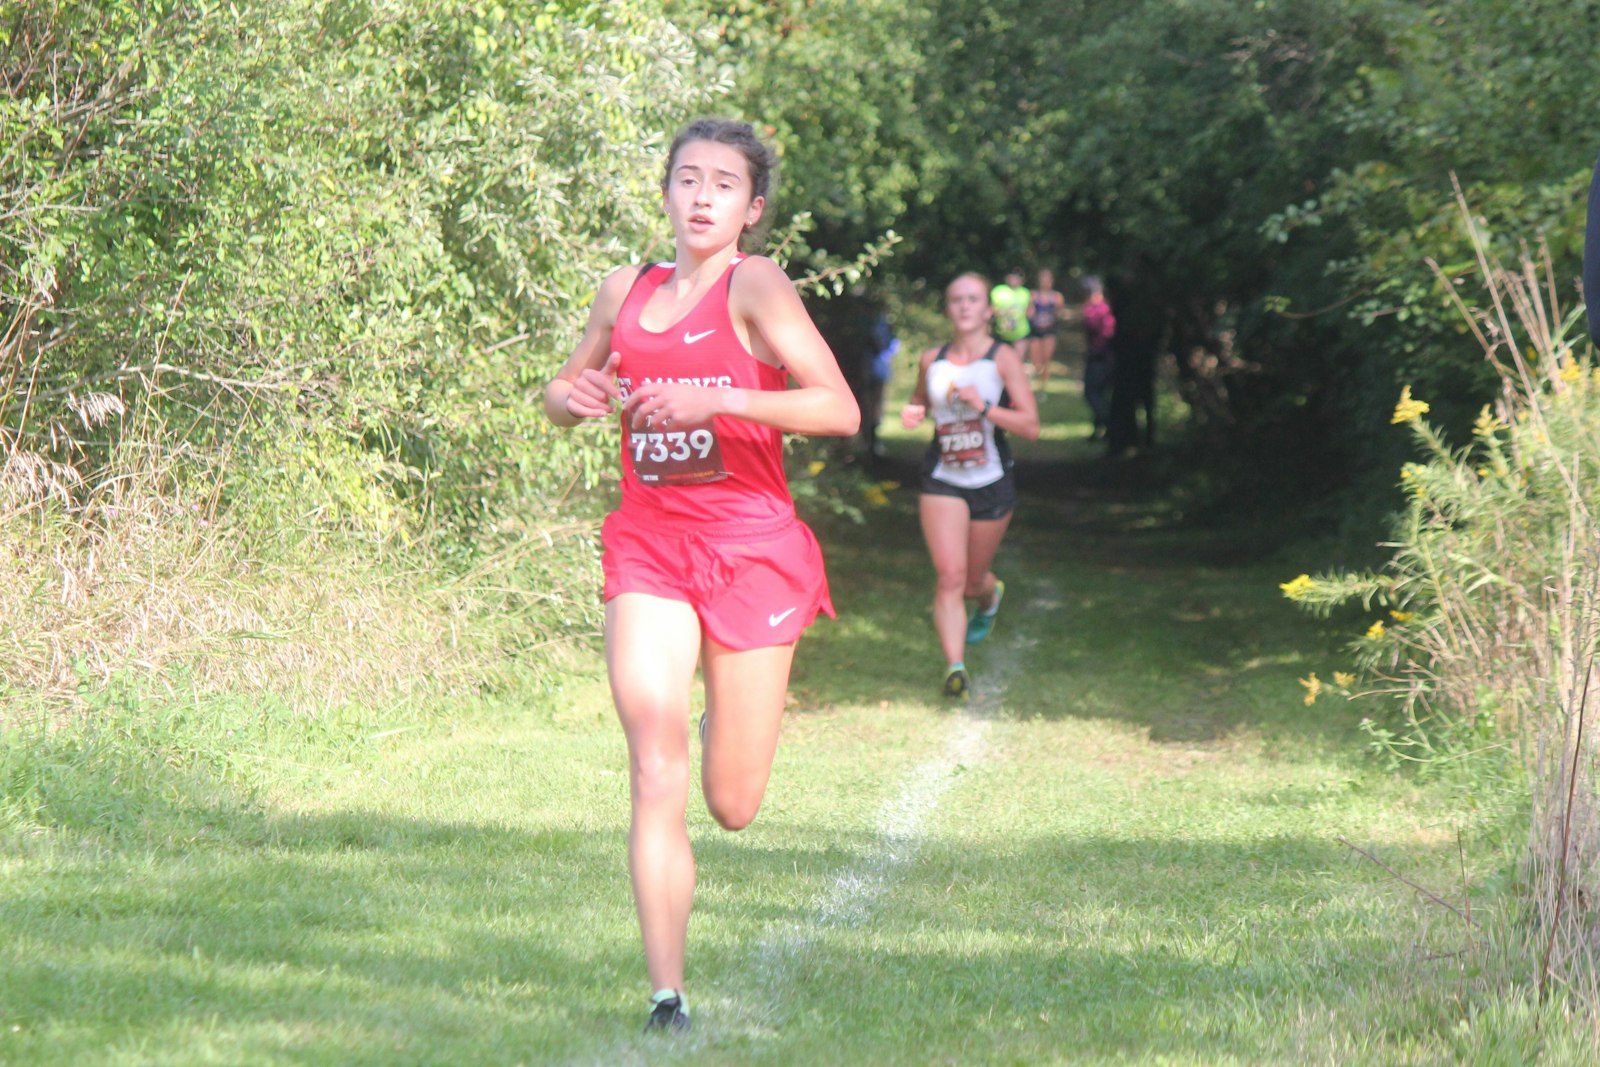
[
  {"x1": 644, "y1": 993, "x2": 690, "y2": 1034},
  {"x1": 942, "y1": 667, "x2": 970, "y2": 701}
]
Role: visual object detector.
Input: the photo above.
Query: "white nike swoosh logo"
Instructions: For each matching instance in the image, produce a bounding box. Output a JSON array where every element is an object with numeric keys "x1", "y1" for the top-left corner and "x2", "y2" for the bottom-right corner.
[
  {"x1": 768, "y1": 607, "x2": 797, "y2": 627},
  {"x1": 683, "y1": 329, "x2": 716, "y2": 344}
]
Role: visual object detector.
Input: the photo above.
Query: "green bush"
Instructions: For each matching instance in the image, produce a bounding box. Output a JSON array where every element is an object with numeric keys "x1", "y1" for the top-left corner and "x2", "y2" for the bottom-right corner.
[
  {"x1": 2, "y1": 0, "x2": 719, "y2": 539},
  {"x1": 1, "y1": 1, "x2": 712, "y2": 711}
]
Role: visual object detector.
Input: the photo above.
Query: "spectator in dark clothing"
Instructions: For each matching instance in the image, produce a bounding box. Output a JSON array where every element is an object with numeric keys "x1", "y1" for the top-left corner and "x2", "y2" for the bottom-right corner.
[
  {"x1": 804, "y1": 290, "x2": 897, "y2": 464},
  {"x1": 862, "y1": 310, "x2": 899, "y2": 460},
  {"x1": 1106, "y1": 274, "x2": 1164, "y2": 455}
]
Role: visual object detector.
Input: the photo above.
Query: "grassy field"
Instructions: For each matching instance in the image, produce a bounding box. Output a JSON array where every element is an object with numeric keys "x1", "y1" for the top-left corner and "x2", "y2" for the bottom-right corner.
[{"x1": 0, "y1": 368, "x2": 1588, "y2": 1064}]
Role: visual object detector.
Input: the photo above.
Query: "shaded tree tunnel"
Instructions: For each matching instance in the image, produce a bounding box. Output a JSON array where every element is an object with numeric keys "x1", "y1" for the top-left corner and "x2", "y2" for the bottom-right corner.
[{"x1": 739, "y1": 1, "x2": 1599, "y2": 541}]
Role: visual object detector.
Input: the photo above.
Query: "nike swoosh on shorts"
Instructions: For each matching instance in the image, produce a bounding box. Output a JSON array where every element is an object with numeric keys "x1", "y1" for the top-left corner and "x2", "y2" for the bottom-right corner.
[
  {"x1": 683, "y1": 329, "x2": 716, "y2": 344},
  {"x1": 768, "y1": 607, "x2": 797, "y2": 627}
]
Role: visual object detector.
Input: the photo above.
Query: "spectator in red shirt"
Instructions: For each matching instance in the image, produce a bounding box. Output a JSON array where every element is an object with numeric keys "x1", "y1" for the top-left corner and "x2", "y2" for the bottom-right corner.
[{"x1": 1081, "y1": 276, "x2": 1117, "y2": 440}]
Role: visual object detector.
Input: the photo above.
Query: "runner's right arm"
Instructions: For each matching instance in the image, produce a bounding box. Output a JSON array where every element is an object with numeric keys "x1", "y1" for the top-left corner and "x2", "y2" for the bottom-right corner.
[
  {"x1": 900, "y1": 347, "x2": 939, "y2": 429},
  {"x1": 544, "y1": 266, "x2": 638, "y2": 426}
]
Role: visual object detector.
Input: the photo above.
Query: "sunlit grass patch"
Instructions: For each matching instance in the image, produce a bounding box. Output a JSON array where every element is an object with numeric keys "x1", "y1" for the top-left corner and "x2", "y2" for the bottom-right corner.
[{"x1": 0, "y1": 401, "x2": 1584, "y2": 1062}]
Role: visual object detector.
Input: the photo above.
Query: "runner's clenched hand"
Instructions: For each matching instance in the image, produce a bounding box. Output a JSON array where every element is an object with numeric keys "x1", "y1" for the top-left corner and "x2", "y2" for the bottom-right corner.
[
  {"x1": 565, "y1": 352, "x2": 622, "y2": 419},
  {"x1": 623, "y1": 379, "x2": 727, "y2": 431}
]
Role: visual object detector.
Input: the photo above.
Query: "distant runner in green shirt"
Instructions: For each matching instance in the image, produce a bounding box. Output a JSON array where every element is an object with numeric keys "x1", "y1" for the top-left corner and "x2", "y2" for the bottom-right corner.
[{"x1": 990, "y1": 269, "x2": 1032, "y2": 346}]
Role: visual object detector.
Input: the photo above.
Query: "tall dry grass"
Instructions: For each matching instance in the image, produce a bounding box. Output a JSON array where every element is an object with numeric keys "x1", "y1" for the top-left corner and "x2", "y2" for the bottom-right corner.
[
  {"x1": 1421, "y1": 189, "x2": 1600, "y2": 1010},
  {"x1": 1286, "y1": 187, "x2": 1600, "y2": 1017},
  {"x1": 1, "y1": 399, "x2": 603, "y2": 720}
]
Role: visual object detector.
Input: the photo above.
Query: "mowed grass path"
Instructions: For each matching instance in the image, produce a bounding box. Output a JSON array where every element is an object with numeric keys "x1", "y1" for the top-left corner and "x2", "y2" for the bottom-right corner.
[{"x1": 1, "y1": 374, "x2": 1515, "y2": 1065}]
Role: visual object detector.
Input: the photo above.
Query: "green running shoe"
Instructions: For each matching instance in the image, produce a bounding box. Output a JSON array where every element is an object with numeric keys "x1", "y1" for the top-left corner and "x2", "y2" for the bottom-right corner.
[
  {"x1": 942, "y1": 666, "x2": 970, "y2": 701},
  {"x1": 966, "y1": 579, "x2": 1005, "y2": 644}
]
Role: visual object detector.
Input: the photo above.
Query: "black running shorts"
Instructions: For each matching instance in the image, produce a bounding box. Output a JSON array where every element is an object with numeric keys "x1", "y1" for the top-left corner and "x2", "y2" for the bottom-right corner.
[{"x1": 919, "y1": 470, "x2": 1017, "y2": 521}]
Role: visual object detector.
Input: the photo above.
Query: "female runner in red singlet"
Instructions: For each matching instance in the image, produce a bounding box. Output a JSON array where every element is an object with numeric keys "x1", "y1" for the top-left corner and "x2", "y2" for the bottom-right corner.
[{"x1": 543, "y1": 119, "x2": 858, "y2": 1034}]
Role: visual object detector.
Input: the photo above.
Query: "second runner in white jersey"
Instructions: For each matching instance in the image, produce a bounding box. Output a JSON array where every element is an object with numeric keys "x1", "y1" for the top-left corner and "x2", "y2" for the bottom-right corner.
[
  {"x1": 899, "y1": 272, "x2": 1040, "y2": 703},
  {"x1": 924, "y1": 343, "x2": 1009, "y2": 488}
]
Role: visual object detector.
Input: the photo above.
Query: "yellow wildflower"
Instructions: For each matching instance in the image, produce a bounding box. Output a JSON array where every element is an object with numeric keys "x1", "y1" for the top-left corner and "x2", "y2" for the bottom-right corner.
[
  {"x1": 878, "y1": 480, "x2": 900, "y2": 493},
  {"x1": 863, "y1": 485, "x2": 890, "y2": 508},
  {"x1": 1300, "y1": 673, "x2": 1323, "y2": 706},
  {"x1": 1391, "y1": 385, "x2": 1430, "y2": 425},
  {"x1": 1279, "y1": 574, "x2": 1316, "y2": 600},
  {"x1": 1389, "y1": 610, "x2": 1415, "y2": 623},
  {"x1": 1560, "y1": 361, "x2": 1582, "y2": 384},
  {"x1": 807, "y1": 460, "x2": 826, "y2": 476},
  {"x1": 1333, "y1": 671, "x2": 1356, "y2": 688},
  {"x1": 1473, "y1": 405, "x2": 1506, "y2": 437},
  {"x1": 1366, "y1": 619, "x2": 1386, "y2": 640}
]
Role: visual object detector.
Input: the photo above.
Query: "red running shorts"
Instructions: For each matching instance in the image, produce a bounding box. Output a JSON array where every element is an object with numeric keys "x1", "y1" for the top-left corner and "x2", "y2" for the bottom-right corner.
[{"x1": 601, "y1": 509, "x2": 836, "y2": 650}]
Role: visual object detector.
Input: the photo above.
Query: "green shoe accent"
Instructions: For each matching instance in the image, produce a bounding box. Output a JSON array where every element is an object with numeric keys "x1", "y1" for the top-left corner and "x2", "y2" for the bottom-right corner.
[
  {"x1": 942, "y1": 666, "x2": 970, "y2": 701},
  {"x1": 966, "y1": 579, "x2": 1005, "y2": 644},
  {"x1": 644, "y1": 991, "x2": 690, "y2": 1034}
]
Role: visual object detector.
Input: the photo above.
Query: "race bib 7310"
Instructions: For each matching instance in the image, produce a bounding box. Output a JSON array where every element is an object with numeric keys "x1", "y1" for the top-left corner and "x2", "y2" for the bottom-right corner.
[{"x1": 935, "y1": 417, "x2": 986, "y2": 468}]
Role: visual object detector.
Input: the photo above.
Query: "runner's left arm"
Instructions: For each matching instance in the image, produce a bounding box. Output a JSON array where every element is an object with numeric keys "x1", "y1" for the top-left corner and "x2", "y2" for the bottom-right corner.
[{"x1": 989, "y1": 344, "x2": 1041, "y2": 441}]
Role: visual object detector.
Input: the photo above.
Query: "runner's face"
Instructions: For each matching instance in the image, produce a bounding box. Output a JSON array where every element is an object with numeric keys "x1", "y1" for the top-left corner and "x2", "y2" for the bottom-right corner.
[
  {"x1": 663, "y1": 141, "x2": 764, "y2": 252},
  {"x1": 945, "y1": 277, "x2": 992, "y2": 332}
]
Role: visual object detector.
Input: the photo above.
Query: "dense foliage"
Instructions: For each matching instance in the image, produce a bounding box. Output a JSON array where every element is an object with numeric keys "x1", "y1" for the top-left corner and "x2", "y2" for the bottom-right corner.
[
  {"x1": 2, "y1": 0, "x2": 716, "y2": 541},
  {"x1": 878, "y1": 0, "x2": 1597, "y2": 525},
  {"x1": 7, "y1": 0, "x2": 1595, "y2": 545},
  {"x1": 2, "y1": 0, "x2": 727, "y2": 702},
  {"x1": 1282, "y1": 218, "x2": 1600, "y2": 1003},
  {"x1": 4, "y1": 0, "x2": 1597, "y2": 706}
]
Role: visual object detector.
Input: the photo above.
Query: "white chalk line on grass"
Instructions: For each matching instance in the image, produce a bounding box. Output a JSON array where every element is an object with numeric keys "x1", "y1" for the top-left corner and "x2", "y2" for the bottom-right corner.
[
  {"x1": 577, "y1": 584, "x2": 1052, "y2": 1062},
  {"x1": 711, "y1": 710, "x2": 993, "y2": 1038},
  {"x1": 719, "y1": 579, "x2": 1056, "y2": 1036},
  {"x1": 812, "y1": 710, "x2": 993, "y2": 930},
  {"x1": 566, "y1": 717, "x2": 1000, "y2": 1065}
]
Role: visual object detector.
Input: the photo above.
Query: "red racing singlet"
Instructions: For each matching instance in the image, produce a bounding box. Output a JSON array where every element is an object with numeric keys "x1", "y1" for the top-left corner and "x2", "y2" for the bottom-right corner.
[{"x1": 610, "y1": 257, "x2": 794, "y2": 526}]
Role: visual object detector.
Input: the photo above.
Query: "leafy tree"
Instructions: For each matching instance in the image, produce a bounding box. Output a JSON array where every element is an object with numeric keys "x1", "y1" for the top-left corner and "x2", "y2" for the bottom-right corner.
[
  {"x1": 888, "y1": 0, "x2": 1596, "y2": 526},
  {"x1": 667, "y1": 0, "x2": 929, "y2": 272},
  {"x1": 8, "y1": 0, "x2": 1595, "y2": 551},
  {"x1": 3, "y1": 0, "x2": 718, "y2": 540}
]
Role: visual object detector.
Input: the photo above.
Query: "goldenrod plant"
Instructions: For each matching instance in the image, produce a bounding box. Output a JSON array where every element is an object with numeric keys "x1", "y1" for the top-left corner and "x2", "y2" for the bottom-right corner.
[{"x1": 1284, "y1": 188, "x2": 1600, "y2": 1008}]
